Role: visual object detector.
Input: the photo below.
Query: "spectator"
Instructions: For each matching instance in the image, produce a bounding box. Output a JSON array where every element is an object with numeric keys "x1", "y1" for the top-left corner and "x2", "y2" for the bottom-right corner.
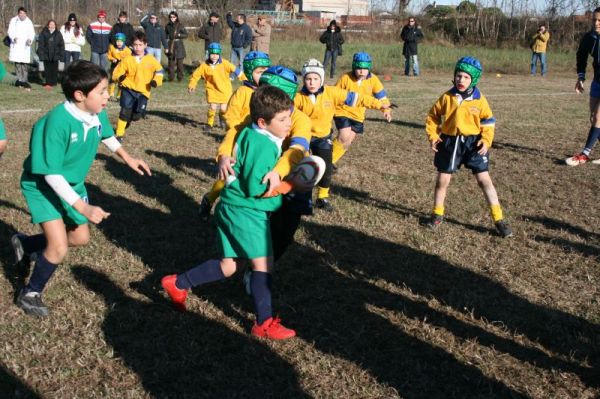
[
  {"x1": 197, "y1": 11, "x2": 222, "y2": 59},
  {"x1": 530, "y1": 24, "x2": 549, "y2": 77},
  {"x1": 60, "y1": 13, "x2": 85, "y2": 68},
  {"x1": 37, "y1": 19, "x2": 65, "y2": 89},
  {"x1": 226, "y1": 12, "x2": 252, "y2": 77},
  {"x1": 140, "y1": 11, "x2": 167, "y2": 63},
  {"x1": 400, "y1": 17, "x2": 424, "y2": 76},
  {"x1": 251, "y1": 15, "x2": 271, "y2": 54},
  {"x1": 8, "y1": 7, "x2": 35, "y2": 90},
  {"x1": 319, "y1": 20, "x2": 344, "y2": 79},
  {"x1": 110, "y1": 11, "x2": 135, "y2": 47},
  {"x1": 86, "y1": 9, "x2": 112, "y2": 72},
  {"x1": 165, "y1": 11, "x2": 188, "y2": 82}
]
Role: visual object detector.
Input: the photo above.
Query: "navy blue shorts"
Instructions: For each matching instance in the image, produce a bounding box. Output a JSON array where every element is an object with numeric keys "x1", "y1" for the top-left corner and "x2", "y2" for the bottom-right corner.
[
  {"x1": 310, "y1": 132, "x2": 333, "y2": 151},
  {"x1": 120, "y1": 88, "x2": 148, "y2": 120},
  {"x1": 334, "y1": 116, "x2": 364, "y2": 134},
  {"x1": 591, "y1": 80, "x2": 600, "y2": 99},
  {"x1": 434, "y1": 134, "x2": 489, "y2": 174}
]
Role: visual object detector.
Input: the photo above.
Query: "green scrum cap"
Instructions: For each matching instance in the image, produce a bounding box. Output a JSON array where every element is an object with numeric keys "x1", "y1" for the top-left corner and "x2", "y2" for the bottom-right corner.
[
  {"x1": 455, "y1": 56, "x2": 482, "y2": 89},
  {"x1": 259, "y1": 65, "x2": 299, "y2": 100},
  {"x1": 243, "y1": 51, "x2": 271, "y2": 78}
]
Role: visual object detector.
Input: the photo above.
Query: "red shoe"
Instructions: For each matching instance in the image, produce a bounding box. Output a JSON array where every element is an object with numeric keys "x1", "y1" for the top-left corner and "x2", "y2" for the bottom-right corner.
[
  {"x1": 43, "y1": 84, "x2": 52, "y2": 90},
  {"x1": 161, "y1": 274, "x2": 188, "y2": 311},
  {"x1": 251, "y1": 317, "x2": 296, "y2": 340},
  {"x1": 565, "y1": 153, "x2": 589, "y2": 166}
]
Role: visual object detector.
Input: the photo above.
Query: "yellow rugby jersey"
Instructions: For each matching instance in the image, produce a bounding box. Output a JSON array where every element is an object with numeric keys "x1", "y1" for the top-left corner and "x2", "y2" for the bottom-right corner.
[
  {"x1": 112, "y1": 54, "x2": 164, "y2": 98},
  {"x1": 334, "y1": 72, "x2": 390, "y2": 122},
  {"x1": 107, "y1": 44, "x2": 131, "y2": 63},
  {"x1": 188, "y1": 59, "x2": 242, "y2": 104},
  {"x1": 220, "y1": 83, "x2": 255, "y2": 155},
  {"x1": 425, "y1": 88, "x2": 496, "y2": 148},
  {"x1": 294, "y1": 86, "x2": 384, "y2": 139}
]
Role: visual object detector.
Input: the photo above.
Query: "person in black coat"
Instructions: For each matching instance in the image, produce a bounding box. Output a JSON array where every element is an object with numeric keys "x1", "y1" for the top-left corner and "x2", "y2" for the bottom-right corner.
[
  {"x1": 140, "y1": 11, "x2": 168, "y2": 63},
  {"x1": 319, "y1": 20, "x2": 344, "y2": 79},
  {"x1": 37, "y1": 20, "x2": 65, "y2": 87},
  {"x1": 400, "y1": 17, "x2": 424, "y2": 76},
  {"x1": 165, "y1": 11, "x2": 188, "y2": 81},
  {"x1": 198, "y1": 11, "x2": 222, "y2": 59},
  {"x1": 110, "y1": 11, "x2": 136, "y2": 47}
]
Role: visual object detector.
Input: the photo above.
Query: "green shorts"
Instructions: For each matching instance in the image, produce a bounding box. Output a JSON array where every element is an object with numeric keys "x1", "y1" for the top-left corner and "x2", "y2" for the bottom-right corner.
[
  {"x1": 215, "y1": 202, "x2": 272, "y2": 259},
  {"x1": 20, "y1": 172, "x2": 88, "y2": 226}
]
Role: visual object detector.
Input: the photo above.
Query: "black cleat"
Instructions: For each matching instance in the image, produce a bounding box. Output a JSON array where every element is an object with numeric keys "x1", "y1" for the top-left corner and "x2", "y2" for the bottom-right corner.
[
  {"x1": 315, "y1": 198, "x2": 334, "y2": 212},
  {"x1": 16, "y1": 289, "x2": 49, "y2": 317},
  {"x1": 426, "y1": 214, "x2": 444, "y2": 229},
  {"x1": 198, "y1": 195, "x2": 212, "y2": 221},
  {"x1": 495, "y1": 220, "x2": 513, "y2": 238}
]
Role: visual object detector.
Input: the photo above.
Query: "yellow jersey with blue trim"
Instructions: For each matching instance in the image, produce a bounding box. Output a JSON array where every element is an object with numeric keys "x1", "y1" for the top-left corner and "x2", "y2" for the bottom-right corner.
[
  {"x1": 425, "y1": 87, "x2": 496, "y2": 148},
  {"x1": 188, "y1": 58, "x2": 243, "y2": 104},
  {"x1": 294, "y1": 85, "x2": 383, "y2": 139},
  {"x1": 112, "y1": 54, "x2": 164, "y2": 98},
  {"x1": 107, "y1": 44, "x2": 131, "y2": 62},
  {"x1": 334, "y1": 72, "x2": 390, "y2": 122}
]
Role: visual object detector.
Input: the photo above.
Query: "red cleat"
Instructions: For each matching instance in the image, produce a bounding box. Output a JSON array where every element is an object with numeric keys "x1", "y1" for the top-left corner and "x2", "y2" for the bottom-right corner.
[
  {"x1": 161, "y1": 274, "x2": 188, "y2": 311},
  {"x1": 251, "y1": 317, "x2": 296, "y2": 340}
]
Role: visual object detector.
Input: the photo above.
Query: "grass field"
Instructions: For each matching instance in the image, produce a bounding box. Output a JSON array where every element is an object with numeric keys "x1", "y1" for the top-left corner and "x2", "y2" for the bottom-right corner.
[{"x1": 0, "y1": 49, "x2": 599, "y2": 398}]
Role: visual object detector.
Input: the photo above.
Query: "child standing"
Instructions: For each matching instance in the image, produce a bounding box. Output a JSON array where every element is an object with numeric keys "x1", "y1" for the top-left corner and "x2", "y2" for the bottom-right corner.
[
  {"x1": 188, "y1": 42, "x2": 244, "y2": 131},
  {"x1": 162, "y1": 85, "x2": 296, "y2": 340},
  {"x1": 332, "y1": 52, "x2": 392, "y2": 168},
  {"x1": 12, "y1": 60, "x2": 151, "y2": 317},
  {"x1": 295, "y1": 58, "x2": 390, "y2": 211},
  {"x1": 107, "y1": 32, "x2": 132, "y2": 101},
  {"x1": 424, "y1": 56, "x2": 512, "y2": 238},
  {"x1": 112, "y1": 31, "x2": 164, "y2": 140}
]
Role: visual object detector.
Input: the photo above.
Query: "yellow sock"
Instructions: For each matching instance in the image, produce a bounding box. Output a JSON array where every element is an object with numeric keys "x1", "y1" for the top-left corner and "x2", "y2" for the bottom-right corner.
[
  {"x1": 490, "y1": 204, "x2": 503, "y2": 222},
  {"x1": 109, "y1": 83, "x2": 115, "y2": 97},
  {"x1": 332, "y1": 138, "x2": 347, "y2": 164},
  {"x1": 318, "y1": 186, "x2": 330, "y2": 199},
  {"x1": 207, "y1": 109, "x2": 216, "y2": 127},
  {"x1": 206, "y1": 179, "x2": 225, "y2": 204},
  {"x1": 433, "y1": 205, "x2": 445, "y2": 216},
  {"x1": 116, "y1": 119, "x2": 128, "y2": 137}
]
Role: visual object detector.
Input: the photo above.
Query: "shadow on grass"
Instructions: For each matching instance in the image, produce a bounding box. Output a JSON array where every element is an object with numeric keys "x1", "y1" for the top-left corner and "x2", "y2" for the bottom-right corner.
[
  {"x1": 524, "y1": 215, "x2": 600, "y2": 257},
  {"x1": 144, "y1": 150, "x2": 217, "y2": 181},
  {"x1": 0, "y1": 365, "x2": 41, "y2": 399},
  {"x1": 0, "y1": 212, "x2": 31, "y2": 295},
  {"x1": 492, "y1": 141, "x2": 552, "y2": 159},
  {"x1": 364, "y1": 117, "x2": 425, "y2": 130},
  {"x1": 71, "y1": 265, "x2": 309, "y2": 398},
  {"x1": 146, "y1": 109, "x2": 200, "y2": 127}
]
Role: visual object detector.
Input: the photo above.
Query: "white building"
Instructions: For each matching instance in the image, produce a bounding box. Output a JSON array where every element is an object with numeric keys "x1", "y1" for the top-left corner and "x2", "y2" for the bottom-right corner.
[{"x1": 301, "y1": 0, "x2": 369, "y2": 16}]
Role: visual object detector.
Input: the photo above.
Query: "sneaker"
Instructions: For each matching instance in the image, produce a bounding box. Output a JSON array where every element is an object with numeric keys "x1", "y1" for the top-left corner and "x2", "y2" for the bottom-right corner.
[
  {"x1": 16, "y1": 289, "x2": 49, "y2": 317},
  {"x1": 198, "y1": 194, "x2": 212, "y2": 221},
  {"x1": 495, "y1": 220, "x2": 513, "y2": 238},
  {"x1": 11, "y1": 233, "x2": 26, "y2": 263},
  {"x1": 426, "y1": 214, "x2": 444, "y2": 229},
  {"x1": 315, "y1": 198, "x2": 334, "y2": 212},
  {"x1": 251, "y1": 317, "x2": 296, "y2": 340},
  {"x1": 22, "y1": 82, "x2": 31, "y2": 91},
  {"x1": 43, "y1": 84, "x2": 52, "y2": 90},
  {"x1": 565, "y1": 153, "x2": 589, "y2": 166},
  {"x1": 161, "y1": 274, "x2": 188, "y2": 311},
  {"x1": 116, "y1": 136, "x2": 125, "y2": 143},
  {"x1": 243, "y1": 270, "x2": 252, "y2": 296}
]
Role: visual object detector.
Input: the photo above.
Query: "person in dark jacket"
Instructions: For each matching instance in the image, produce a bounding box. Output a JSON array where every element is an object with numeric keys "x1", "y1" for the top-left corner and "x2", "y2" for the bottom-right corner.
[
  {"x1": 400, "y1": 17, "x2": 424, "y2": 76},
  {"x1": 165, "y1": 11, "x2": 188, "y2": 82},
  {"x1": 140, "y1": 11, "x2": 167, "y2": 63},
  {"x1": 110, "y1": 11, "x2": 135, "y2": 47},
  {"x1": 566, "y1": 7, "x2": 600, "y2": 166},
  {"x1": 86, "y1": 9, "x2": 112, "y2": 72},
  {"x1": 198, "y1": 11, "x2": 222, "y2": 59},
  {"x1": 37, "y1": 19, "x2": 65, "y2": 88},
  {"x1": 226, "y1": 12, "x2": 252, "y2": 77},
  {"x1": 319, "y1": 20, "x2": 344, "y2": 79}
]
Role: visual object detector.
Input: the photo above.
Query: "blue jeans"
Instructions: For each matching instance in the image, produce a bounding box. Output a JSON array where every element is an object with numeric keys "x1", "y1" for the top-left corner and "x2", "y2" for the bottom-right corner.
[
  {"x1": 64, "y1": 51, "x2": 80, "y2": 69},
  {"x1": 531, "y1": 52, "x2": 547, "y2": 76},
  {"x1": 230, "y1": 47, "x2": 244, "y2": 78},
  {"x1": 147, "y1": 47, "x2": 162, "y2": 64},
  {"x1": 91, "y1": 52, "x2": 109, "y2": 72},
  {"x1": 323, "y1": 49, "x2": 338, "y2": 78},
  {"x1": 404, "y1": 54, "x2": 419, "y2": 76}
]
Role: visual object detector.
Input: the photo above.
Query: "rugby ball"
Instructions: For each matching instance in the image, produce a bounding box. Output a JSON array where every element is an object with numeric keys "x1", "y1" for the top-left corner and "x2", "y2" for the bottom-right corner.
[{"x1": 286, "y1": 155, "x2": 326, "y2": 192}]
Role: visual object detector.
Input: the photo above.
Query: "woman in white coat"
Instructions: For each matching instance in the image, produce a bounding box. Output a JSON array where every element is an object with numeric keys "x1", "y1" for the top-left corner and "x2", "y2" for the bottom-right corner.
[
  {"x1": 8, "y1": 7, "x2": 35, "y2": 90},
  {"x1": 60, "y1": 13, "x2": 85, "y2": 68}
]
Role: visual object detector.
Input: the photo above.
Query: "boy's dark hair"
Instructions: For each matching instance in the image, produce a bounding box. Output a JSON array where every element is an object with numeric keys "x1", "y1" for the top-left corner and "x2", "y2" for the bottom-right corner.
[
  {"x1": 238, "y1": 13, "x2": 246, "y2": 22},
  {"x1": 133, "y1": 30, "x2": 147, "y2": 44},
  {"x1": 61, "y1": 60, "x2": 108, "y2": 101},
  {"x1": 595, "y1": 7, "x2": 600, "y2": 13},
  {"x1": 119, "y1": 11, "x2": 128, "y2": 17},
  {"x1": 18, "y1": 7, "x2": 26, "y2": 13},
  {"x1": 250, "y1": 85, "x2": 292, "y2": 125}
]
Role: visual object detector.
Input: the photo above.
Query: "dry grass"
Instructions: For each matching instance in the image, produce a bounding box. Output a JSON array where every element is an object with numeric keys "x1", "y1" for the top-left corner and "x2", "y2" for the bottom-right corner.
[{"x1": 0, "y1": 71, "x2": 599, "y2": 398}]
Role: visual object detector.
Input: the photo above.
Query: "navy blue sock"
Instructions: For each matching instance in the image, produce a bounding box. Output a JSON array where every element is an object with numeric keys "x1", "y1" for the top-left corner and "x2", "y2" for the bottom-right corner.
[
  {"x1": 25, "y1": 253, "x2": 57, "y2": 293},
  {"x1": 250, "y1": 271, "x2": 272, "y2": 325},
  {"x1": 583, "y1": 127, "x2": 600, "y2": 155},
  {"x1": 175, "y1": 259, "x2": 225, "y2": 289},
  {"x1": 20, "y1": 234, "x2": 47, "y2": 254}
]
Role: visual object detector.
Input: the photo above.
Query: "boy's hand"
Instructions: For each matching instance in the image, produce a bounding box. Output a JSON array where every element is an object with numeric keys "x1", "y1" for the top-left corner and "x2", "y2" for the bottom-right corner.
[
  {"x1": 187, "y1": 87, "x2": 195, "y2": 94},
  {"x1": 127, "y1": 158, "x2": 152, "y2": 176},
  {"x1": 150, "y1": 80, "x2": 158, "y2": 88},
  {"x1": 112, "y1": 59, "x2": 117, "y2": 64},
  {"x1": 261, "y1": 171, "x2": 281, "y2": 197},
  {"x1": 431, "y1": 138, "x2": 442, "y2": 152},
  {"x1": 218, "y1": 155, "x2": 236, "y2": 180},
  {"x1": 476, "y1": 140, "x2": 488, "y2": 155},
  {"x1": 82, "y1": 204, "x2": 111, "y2": 224},
  {"x1": 383, "y1": 108, "x2": 392, "y2": 122},
  {"x1": 575, "y1": 80, "x2": 584, "y2": 94}
]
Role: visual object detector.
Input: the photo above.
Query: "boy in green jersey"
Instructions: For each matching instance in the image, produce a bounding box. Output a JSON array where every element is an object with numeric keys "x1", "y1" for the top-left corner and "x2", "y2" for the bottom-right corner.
[{"x1": 12, "y1": 60, "x2": 152, "y2": 317}]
